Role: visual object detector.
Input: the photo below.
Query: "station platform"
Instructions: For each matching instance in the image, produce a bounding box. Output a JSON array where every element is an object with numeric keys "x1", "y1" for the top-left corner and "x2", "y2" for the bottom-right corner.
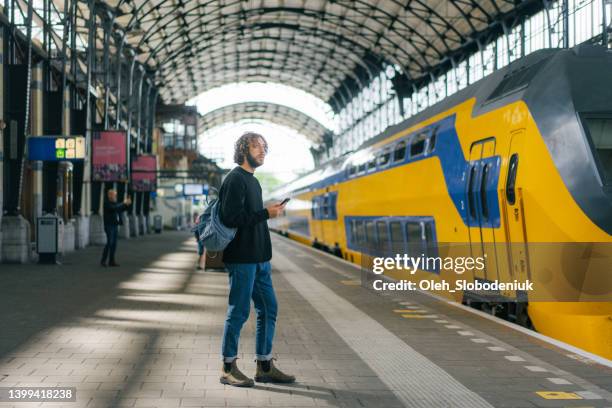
[{"x1": 0, "y1": 231, "x2": 610, "y2": 408}]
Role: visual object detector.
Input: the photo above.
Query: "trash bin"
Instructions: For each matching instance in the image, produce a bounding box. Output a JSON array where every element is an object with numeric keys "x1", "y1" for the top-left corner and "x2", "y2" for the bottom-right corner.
[
  {"x1": 37, "y1": 215, "x2": 59, "y2": 264},
  {"x1": 153, "y1": 215, "x2": 163, "y2": 234}
]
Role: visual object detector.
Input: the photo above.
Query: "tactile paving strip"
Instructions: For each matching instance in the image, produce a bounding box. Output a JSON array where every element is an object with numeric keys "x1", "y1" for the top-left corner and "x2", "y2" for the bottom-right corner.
[{"x1": 275, "y1": 251, "x2": 495, "y2": 408}]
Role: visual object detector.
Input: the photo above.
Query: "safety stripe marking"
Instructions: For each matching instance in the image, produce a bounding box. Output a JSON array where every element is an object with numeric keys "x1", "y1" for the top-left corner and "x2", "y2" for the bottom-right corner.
[
  {"x1": 547, "y1": 378, "x2": 572, "y2": 385},
  {"x1": 393, "y1": 309, "x2": 427, "y2": 313},
  {"x1": 275, "y1": 251, "x2": 495, "y2": 408},
  {"x1": 575, "y1": 391, "x2": 603, "y2": 399},
  {"x1": 525, "y1": 366, "x2": 547, "y2": 372},
  {"x1": 505, "y1": 355, "x2": 526, "y2": 362}
]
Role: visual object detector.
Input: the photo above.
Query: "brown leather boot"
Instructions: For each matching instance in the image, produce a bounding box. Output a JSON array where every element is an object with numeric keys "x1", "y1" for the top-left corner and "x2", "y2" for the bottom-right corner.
[
  {"x1": 255, "y1": 358, "x2": 296, "y2": 383},
  {"x1": 220, "y1": 360, "x2": 254, "y2": 387}
]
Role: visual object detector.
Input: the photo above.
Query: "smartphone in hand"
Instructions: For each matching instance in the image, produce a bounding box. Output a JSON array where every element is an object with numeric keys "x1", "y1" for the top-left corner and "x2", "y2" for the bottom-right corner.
[{"x1": 280, "y1": 198, "x2": 290, "y2": 205}]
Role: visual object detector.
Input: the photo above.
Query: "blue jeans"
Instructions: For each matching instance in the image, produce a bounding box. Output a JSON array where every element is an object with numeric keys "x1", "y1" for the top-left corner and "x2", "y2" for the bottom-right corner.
[
  {"x1": 101, "y1": 224, "x2": 118, "y2": 264},
  {"x1": 221, "y1": 261, "x2": 277, "y2": 361}
]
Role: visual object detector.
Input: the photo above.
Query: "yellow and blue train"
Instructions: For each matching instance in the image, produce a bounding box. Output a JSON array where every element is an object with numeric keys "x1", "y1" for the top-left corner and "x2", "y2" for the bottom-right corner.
[{"x1": 269, "y1": 45, "x2": 612, "y2": 360}]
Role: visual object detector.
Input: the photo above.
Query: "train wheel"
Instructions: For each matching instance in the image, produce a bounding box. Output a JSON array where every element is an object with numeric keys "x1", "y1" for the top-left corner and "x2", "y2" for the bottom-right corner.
[{"x1": 516, "y1": 303, "x2": 534, "y2": 329}]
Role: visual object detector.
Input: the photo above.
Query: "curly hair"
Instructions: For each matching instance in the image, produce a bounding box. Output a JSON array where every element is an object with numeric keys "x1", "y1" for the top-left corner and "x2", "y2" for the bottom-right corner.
[{"x1": 233, "y1": 132, "x2": 268, "y2": 165}]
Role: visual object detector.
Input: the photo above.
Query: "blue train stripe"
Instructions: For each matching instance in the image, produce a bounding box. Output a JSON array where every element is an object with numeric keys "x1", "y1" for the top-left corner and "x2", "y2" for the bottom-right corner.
[{"x1": 295, "y1": 114, "x2": 501, "y2": 228}]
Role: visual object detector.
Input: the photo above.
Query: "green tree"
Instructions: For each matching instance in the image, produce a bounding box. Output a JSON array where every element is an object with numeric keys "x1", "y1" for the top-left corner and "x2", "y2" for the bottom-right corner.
[{"x1": 255, "y1": 172, "x2": 285, "y2": 199}]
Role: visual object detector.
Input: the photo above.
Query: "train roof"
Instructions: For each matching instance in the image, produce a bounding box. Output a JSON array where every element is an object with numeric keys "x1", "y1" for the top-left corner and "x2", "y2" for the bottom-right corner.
[{"x1": 270, "y1": 47, "x2": 587, "y2": 199}]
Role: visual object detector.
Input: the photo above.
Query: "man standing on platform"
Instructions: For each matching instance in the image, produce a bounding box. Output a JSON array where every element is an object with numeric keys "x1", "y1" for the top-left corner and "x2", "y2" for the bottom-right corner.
[
  {"x1": 100, "y1": 189, "x2": 131, "y2": 267},
  {"x1": 218, "y1": 132, "x2": 295, "y2": 387}
]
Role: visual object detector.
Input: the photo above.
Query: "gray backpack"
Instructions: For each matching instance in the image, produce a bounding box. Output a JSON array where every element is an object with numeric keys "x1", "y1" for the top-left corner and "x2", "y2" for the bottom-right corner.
[{"x1": 193, "y1": 196, "x2": 237, "y2": 252}]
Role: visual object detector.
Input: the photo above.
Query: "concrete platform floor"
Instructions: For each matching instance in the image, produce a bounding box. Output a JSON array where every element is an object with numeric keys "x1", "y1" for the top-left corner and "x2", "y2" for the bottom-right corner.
[{"x1": 0, "y1": 231, "x2": 610, "y2": 408}]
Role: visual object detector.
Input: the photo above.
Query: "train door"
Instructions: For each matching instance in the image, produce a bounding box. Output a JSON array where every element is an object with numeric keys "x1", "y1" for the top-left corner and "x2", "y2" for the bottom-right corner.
[
  {"x1": 310, "y1": 194, "x2": 323, "y2": 246},
  {"x1": 502, "y1": 130, "x2": 530, "y2": 286},
  {"x1": 466, "y1": 138, "x2": 499, "y2": 281}
]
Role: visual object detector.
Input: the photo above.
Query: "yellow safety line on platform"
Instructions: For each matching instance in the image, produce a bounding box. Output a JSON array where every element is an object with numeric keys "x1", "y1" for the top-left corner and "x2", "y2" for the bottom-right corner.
[{"x1": 535, "y1": 391, "x2": 582, "y2": 400}]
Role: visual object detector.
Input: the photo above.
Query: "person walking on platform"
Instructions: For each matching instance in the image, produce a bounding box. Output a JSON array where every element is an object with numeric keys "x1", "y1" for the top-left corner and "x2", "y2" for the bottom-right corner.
[
  {"x1": 218, "y1": 132, "x2": 295, "y2": 387},
  {"x1": 100, "y1": 189, "x2": 131, "y2": 267}
]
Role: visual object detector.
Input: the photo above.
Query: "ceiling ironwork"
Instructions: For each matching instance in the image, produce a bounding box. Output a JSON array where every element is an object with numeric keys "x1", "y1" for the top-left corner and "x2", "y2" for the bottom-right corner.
[{"x1": 102, "y1": 0, "x2": 540, "y2": 111}]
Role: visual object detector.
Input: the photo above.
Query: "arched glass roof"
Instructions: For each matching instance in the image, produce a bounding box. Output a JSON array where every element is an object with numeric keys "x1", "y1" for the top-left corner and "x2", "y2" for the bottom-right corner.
[
  {"x1": 104, "y1": 0, "x2": 533, "y2": 110},
  {"x1": 200, "y1": 101, "x2": 331, "y2": 143}
]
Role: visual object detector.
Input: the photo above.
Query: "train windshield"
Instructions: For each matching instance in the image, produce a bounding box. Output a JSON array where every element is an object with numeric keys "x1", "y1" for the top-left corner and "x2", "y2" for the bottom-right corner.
[{"x1": 583, "y1": 117, "x2": 612, "y2": 185}]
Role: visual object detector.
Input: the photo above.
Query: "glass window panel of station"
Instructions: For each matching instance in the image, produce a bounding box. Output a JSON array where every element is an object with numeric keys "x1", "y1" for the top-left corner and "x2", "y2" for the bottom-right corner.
[
  {"x1": 434, "y1": 74, "x2": 447, "y2": 103},
  {"x1": 525, "y1": 11, "x2": 547, "y2": 54},
  {"x1": 497, "y1": 36, "x2": 509, "y2": 69},
  {"x1": 456, "y1": 61, "x2": 469, "y2": 90},
  {"x1": 569, "y1": 0, "x2": 601, "y2": 46},
  {"x1": 446, "y1": 69, "x2": 457, "y2": 96},
  {"x1": 468, "y1": 53, "x2": 482, "y2": 84},
  {"x1": 482, "y1": 42, "x2": 496, "y2": 76},
  {"x1": 427, "y1": 82, "x2": 436, "y2": 106},
  {"x1": 548, "y1": 2, "x2": 565, "y2": 47},
  {"x1": 508, "y1": 24, "x2": 523, "y2": 63}
]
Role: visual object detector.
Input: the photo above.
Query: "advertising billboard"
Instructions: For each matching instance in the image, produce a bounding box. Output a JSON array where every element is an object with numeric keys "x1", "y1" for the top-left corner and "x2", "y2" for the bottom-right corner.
[
  {"x1": 131, "y1": 155, "x2": 157, "y2": 192},
  {"x1": 92, "y1": 130, "x2": 128, "y2": 182}
]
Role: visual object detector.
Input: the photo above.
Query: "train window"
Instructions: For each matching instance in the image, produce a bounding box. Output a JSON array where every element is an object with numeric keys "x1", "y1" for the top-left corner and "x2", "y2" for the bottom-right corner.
[
  {"x1": 322, "y1": 196, "x2": 329, "y2": 218},
  {"x1": 506, "y1": 154, "x2": 519, "y2": 205},
  {"x1": 355, "y1": 220, "x2": 365, "y2": 244},
  {"x1": 358, "y1": 162, "x2": 367, "y2": 174},
  {"x1": 311, "y1": 199, "x2": 317, "y2": 218},
  {"x1": 330, "y1": 193, "x2": 338, "y2": 218},
  {"x1": 368, "y1": 156, "x2": 377, "y2": 171},
  {"x1": 378, "y1": 148, "x2": 391, "y2": 167},
  {"x1": 423, "y1": 223, "x2": 438, "y2": 271},
  {"x1": 428, "y1": 132, "x2": 437, "y2": 153},
  {"x1": 389, "y1": 221, "x2": 404, "y2": 251},
  {"x1": 393, "y1": 140, "x2": 407, "y2": 162},
  {"x1": 480, "y1": 163, "x2": 490, "y2": 221},
  {"x1": 405, "y1": 222, "x2": 423, "y2": 256},
  {"x1": 349, "y1": 165, "x2": 356, "y2": 177},
  {"x1": 365, "y1": 221, "x2": 376, "y2": 244},
  {"x1": 423, "y1": 223, "x2": 436, "y2": 257},
  {"x1": 350, "y1": 220, "x2": 357, "y2": 245},
  {"x1": 583, "y1": 117, "x2": 612, "y2": 185},
  {"x1": 376, "y1": 221, "x2": 388, "y2": 250},
  {"x1": 467, "y1": 165, "x2": 477, "y2": 220},
  {"x1": 410, "y1": 132, "x2": 428, "y2": 157}
]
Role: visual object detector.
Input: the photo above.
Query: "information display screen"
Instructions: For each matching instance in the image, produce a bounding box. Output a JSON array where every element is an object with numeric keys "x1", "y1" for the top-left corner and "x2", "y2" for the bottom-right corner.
[
  {"x1": 183, "y1": 184, "x2": 204, "y2": 196},
  {"x1": 28, "y1": 136, "x2": 85, "y2": 161}
]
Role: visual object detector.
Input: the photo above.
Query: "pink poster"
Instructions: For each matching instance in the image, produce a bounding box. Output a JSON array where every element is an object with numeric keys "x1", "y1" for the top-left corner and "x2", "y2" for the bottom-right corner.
[
  {"x1": 131, "y1": 155, "x2": 157, "y2": 192},
  {"x1": 92, "y1": 130, "x2": 128, "y2": 182}
]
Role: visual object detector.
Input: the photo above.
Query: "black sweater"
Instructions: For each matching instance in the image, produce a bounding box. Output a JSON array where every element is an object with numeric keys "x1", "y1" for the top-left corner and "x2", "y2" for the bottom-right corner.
[
  {"x1": 103, "y1": 201, "x2": 128, "y2": 226},
  {"x1": 218, "y1": 166, "x2": 271, "y2": 263}
]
